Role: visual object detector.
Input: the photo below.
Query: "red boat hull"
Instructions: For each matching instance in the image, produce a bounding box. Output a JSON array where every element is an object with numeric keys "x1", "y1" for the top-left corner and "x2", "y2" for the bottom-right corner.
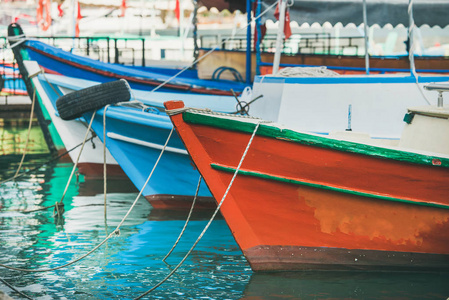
[{"x1": 166, "y1": 101, "x2": 449, "y2": 271}]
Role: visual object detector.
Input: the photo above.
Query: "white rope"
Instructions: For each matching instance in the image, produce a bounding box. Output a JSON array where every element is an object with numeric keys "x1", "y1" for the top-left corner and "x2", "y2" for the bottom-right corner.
[
  {"x1": 103, "y1": 105, "x2": 111, "y2": 220},
  {"x1": 407, "y1": 0, "x2": 431, "y2": 105},
  {"x1": 58, "y1": 112, "x2": 96, "y2": 206},
  {"x1": 275, "y1": 66, "x2": 339, "y2": 77},
  {"x1": 408, "y1": 0, "x2": 416, "y2": 77},
  {"x1": 134, "y1": 122, "x2": 262, "y2": 299},
  {"x1": 6, "y1": 35, "x2": 27, "y2": 49},
  {"x1": 13, "y1": 89, "x2": 36, "y2": 177},
  {"x1": 116, "y1": 127, "x2": 174, "y2": 229},
  {"x1": 0, "y1": 127, "x2": 175, "y2": 273},
  {"x1": 149, "y1": 0, "x2": 280, "y2": 94},
  {"x1": 162, "y1": 176, "x2": 202, "y2": 262}
]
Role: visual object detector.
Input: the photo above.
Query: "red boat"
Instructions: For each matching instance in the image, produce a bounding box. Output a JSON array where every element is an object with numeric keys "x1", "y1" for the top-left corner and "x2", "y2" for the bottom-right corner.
[{"x1": 165, "y1": 97, "x2": 449, "y2": 272}]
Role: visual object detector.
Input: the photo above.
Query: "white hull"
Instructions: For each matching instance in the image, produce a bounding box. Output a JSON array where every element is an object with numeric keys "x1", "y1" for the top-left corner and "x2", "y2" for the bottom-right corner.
[
  {"x1": 24, "y1": 61, "x2": 119, "y2": 167},
  {"x1": 252, "y1": 74, "x2": 449, "y2": 139}
]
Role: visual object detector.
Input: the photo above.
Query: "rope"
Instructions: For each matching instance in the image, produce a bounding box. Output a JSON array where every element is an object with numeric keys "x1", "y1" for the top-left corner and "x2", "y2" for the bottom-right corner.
[
  {"x1": 3, "y1": 113, "x2": 96, "y2": 214},
  {"x1": 0, "y1": 135, "x2": 95, "y2": 185},
  {"x1": 162, "y1": 176, "x2": 202, "y2": 262},
  {"x1": 134, "y1": 122, "x2": 262, "y2": 299},
  {"x1": 103, "y1": 105, "x2": 111, "y2": 220},
  {"x1": 275, "y1": 66, "x2": 339, "y2": 77},
  {"x1": 148, "y1": 0, "x2": 279, "y2": 94},
  {"x1": 40, "y1": 70, "x2": 62, "y2": 97},
  {"x1": 408, "y1": 0, "x2": 416, "y2": 77},
  {"x1": 407, "y1": 0, "x2": 431, "y2": 105},
  {"x1": 57, "y1": 112, "x2": 97, "y2": 206},
  {"x1": 0, "y1": 277, "x2": 33, "y2": 300},
  {"x1": 0, "y1": 127, "x2": 175, "y2": 273},
  {"x1": 6, "y1": 35, "x2": 27, "y2": 49},
  {"x1": 166, "y1": 106, "x2": 261, "y2": 120},
  {"x1": 13, "y1": 89, "x2": 36, "y2": 178}
]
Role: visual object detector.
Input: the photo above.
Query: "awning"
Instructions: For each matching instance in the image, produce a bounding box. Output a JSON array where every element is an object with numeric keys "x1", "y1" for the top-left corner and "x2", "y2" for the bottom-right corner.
[{"x1": 199, "y1": 0, "x2": 449, "y2": 27}]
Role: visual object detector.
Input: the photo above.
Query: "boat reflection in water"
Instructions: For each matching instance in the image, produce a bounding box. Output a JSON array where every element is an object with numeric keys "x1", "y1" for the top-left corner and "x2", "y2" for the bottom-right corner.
[{"x1": 1, "y1": 124, "x2": 448, "y2": 299}]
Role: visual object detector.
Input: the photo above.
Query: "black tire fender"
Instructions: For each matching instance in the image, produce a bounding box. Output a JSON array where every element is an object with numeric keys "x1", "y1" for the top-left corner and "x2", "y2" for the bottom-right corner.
[{"x1": 56, "y1": 79, "x2": 131, "y2": 120}]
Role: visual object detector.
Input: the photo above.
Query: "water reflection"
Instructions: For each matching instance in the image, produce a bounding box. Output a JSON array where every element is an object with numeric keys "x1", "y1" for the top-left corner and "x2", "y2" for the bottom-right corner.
[
  {"x1": 0, "y1": 123, "x2": 49, "y2": 155},
  {"x1": 0, "y1": 132, "x2": 448, "y2": 299}
]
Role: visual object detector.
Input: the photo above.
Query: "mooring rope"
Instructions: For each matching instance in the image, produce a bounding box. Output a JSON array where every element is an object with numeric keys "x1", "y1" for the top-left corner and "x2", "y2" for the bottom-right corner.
[
  {"x1": 0, "y1": 128, "x2": 174, "y2": 273},
  {"x1": 5, "y1": 112, "x2": 96, "y2": 214},
  {"x1": 58, "y1": 112, "x2": 96, "y2": 205},
  {"x1": 0, "y1": 276, "x2": 33, "y2": 300},
  {"x1": 103, "y1": 105, "x2": 111, "y2": 220},
  {"x1": 41, "y1": 70, "x2": 62, "y2": 97},
  {"x1": 134, "y1": 122, "x2": 262, "y2": 299},
  {"x1": 149, "y1": 0, "x2": 279, "y2": 94},
  {"x1": 0, "y1": 137, "x2": 96, "y2": 186},
  {"x1": 162, "y1": 176, "x2": 202, "y2": 262},
  {"x1": 407, "y1": 0, "x2": 431, "y2": 106},
  {"x1": 13, "y1": 89, "x2": 36, "y2": 178},
  {"x1": 6, "y1": 34, "x2": 27, "y2": 49}
]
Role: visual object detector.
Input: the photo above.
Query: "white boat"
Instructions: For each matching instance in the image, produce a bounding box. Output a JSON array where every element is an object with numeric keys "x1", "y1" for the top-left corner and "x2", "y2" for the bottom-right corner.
[
  {"x1": 24, "y1": 61, "x2": 121, "y2": 178},
  {"x1": 251, "y1": 72, "x2": 449, "y2": 139}
]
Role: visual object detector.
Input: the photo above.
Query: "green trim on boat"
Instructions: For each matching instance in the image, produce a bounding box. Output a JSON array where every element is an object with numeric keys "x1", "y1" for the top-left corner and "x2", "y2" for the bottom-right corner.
[
  {"x1": 211, "y1": 163, "x2": 449, "y2": 210},
  {"x1": 183, "y1": 111, "x2": 449, "y2": 168},
  {"x1": 31, "y1": 82, "x2": 65, "y2": 150}
]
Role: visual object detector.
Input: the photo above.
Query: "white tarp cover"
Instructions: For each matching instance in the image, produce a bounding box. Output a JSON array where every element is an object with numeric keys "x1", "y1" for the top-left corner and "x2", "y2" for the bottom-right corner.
[{"x1": 200, "y1": 0, "x2": 449, "y2": 27}]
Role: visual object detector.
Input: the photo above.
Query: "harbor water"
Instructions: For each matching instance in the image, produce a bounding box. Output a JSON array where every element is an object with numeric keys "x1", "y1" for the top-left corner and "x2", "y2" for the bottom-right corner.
[{"x1": 1, "y1": 122, "x2": 449, "y2": 299}]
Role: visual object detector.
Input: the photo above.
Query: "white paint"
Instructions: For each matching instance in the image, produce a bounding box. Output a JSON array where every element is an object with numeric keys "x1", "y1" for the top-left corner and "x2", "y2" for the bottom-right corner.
[
  {"x1": 23, "y1": 60, "x2": 118, "y2": 165},
  {"x1": 251, "y1": 75, "x2": 449, "y2": 139},
  {"x1": 399, "y1": 106, "x2": 449, "y2": 155},
  {"x1": 107, "y1": 132, "x2": 188, "y2": 155}
]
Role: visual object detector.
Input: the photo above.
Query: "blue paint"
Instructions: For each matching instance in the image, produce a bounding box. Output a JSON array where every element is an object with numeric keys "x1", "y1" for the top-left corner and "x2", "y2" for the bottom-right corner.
[
  {"x1": 246, "y1": 0, "x2": 252, "y2": 84},
  {"x1": 86, "y1": 106, "x2": 212, "y2": 199},
  {"x1": 37, "y1": 76, "x2": 212, "y2": 199},
  {"x1": 259, "y1": 61, "x2": 449, "y2": 74},
  {"x1": 254, "y1": 74, "x2": 449, "y2": 84},
  {"x1": 24, "y1": 40, "x2": 249, "y2": 93}
]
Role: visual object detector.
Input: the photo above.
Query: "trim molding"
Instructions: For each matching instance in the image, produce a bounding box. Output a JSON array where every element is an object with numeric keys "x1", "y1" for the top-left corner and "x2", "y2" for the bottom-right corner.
[
  {"x1": 107, "y1": 132, "x2": 188, "y2": 155},
  {"x1": 183, "y1": 111, "x2": 449, "y2": 168},
  {"x1": 211, "y1": 163, "x2": 449, "y2": 210}
]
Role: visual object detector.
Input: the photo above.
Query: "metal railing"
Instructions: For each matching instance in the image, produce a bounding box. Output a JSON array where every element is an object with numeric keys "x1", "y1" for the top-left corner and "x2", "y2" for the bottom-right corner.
[
  {"x1": 199, "y1": 33, "x2": 366, "y2": 56},
  {"x1": 0, "y1": 35, "x2": 152, "y2": 96}
]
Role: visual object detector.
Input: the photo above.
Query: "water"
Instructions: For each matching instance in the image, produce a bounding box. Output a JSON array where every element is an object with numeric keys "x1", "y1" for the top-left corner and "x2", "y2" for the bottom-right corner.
[{"x1": 1, "y1": 126, "x2": 449, "y2": 299}]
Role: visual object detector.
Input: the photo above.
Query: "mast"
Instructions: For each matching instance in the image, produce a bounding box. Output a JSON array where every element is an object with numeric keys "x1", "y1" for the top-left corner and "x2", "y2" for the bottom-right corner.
[
  {"x1": 362, "y1": 0, "x2": 370, "y2": 74},
  {"x1": 245, "y1": 0, "x2": 252, "y2": 84},
  {"x1": 272, "y1": 0, "x2": 286, "y2": 75}
]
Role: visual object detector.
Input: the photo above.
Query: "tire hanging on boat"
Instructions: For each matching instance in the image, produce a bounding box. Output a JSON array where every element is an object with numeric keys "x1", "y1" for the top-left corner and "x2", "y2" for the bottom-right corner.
[{"x1": 56, "y1": 79, "x2": 131, "y2": 120}]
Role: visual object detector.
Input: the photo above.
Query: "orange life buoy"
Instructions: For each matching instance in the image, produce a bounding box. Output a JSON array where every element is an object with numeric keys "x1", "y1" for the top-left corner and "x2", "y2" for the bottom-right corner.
[{"x1": 36, "y1": 0, "x2": 52, "y2": 31}]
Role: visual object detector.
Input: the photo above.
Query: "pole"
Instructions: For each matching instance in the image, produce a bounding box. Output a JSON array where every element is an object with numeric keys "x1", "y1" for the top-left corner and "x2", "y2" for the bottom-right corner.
[
  {"x1": 245, "y1": 0, "x2": 252, "y2": 84},
  {"x1": 362, "y1": 0, "x2": 370, "y2": 75},
  {"x1": 408, "y1": 0, "x2": 416, "y2": 76},
  {"x1": 255, "y1": 0, "x2": 262, "y2": 76},
  {"x1": 272, "y1": 0, "x2": 286, "y2": 75},
  {"x1": 192, "y1": 0, "x2": 199, "y2": 64}
]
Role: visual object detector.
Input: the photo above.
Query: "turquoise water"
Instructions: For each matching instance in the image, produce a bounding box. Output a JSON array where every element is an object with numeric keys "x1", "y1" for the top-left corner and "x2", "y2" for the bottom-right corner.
[{"x1": 1, "y1": 139, "x2": 449, "y2": 299}]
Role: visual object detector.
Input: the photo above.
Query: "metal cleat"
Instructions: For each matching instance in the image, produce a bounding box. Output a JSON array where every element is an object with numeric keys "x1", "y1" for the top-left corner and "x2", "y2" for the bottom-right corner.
[{"x1": 424, "y1": 82, "x2": 449, "y2": 107}]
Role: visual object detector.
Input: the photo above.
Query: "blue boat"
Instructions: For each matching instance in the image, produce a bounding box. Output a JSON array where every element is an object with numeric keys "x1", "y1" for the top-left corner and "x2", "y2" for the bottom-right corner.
[
  {"x1": 23, "y1": 64, "x2": 222, "y2": 208},
  {"x1": 8, "y1": 24, "x2": 248, "y2": 96},
  {"x1": 0, "y1": 63, "x2": 27, "y2": 95}
]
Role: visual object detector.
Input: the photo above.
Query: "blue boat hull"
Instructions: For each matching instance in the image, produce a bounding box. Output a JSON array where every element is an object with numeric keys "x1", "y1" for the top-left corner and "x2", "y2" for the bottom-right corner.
[
  {"x1": 84, "y1": 106, "x2": 214, "y2": 206},
  {"x1": 23, "y1": 40, "x2": 248, "y2": 95}
]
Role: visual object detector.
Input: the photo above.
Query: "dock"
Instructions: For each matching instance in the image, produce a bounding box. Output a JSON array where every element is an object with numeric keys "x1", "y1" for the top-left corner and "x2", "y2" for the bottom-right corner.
[{"x1": 0, "y1": 95, "x2": 35, "y2": 125}]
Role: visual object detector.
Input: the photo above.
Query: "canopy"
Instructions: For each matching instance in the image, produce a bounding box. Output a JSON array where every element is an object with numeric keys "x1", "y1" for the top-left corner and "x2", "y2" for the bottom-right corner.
[{"x1": 199, "y1": 0, "x2": 449, "y2": 27}]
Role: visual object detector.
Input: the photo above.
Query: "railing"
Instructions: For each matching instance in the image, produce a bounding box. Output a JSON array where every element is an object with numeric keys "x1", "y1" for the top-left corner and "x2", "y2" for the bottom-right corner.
[
  {"x1": 199, "y1": 33, "x2": 366, "y2": 56},
  {"x1": 1, "y1": 37, "x2": 23, "y2": 96},
  {"x1": 0, "y1": 35, "x2": 151, "y2": 96}
]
